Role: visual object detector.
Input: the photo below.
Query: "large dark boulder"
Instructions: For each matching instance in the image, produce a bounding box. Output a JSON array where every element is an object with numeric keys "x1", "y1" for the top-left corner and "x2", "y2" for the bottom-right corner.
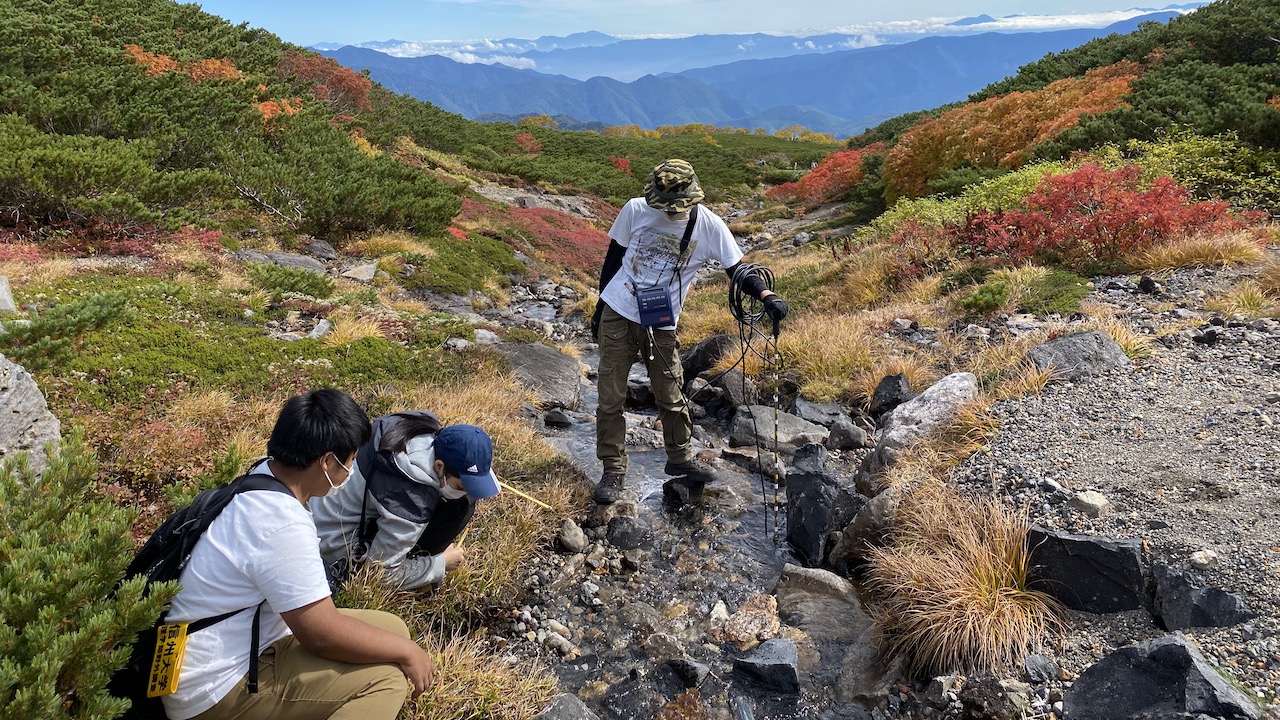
[
  {"x1": 1153, "y1": 564, "x2": 1256, "y2": 631},
  {"x1": 494, "y1": 341, "x2": 582, "y2": 410},
  {"x1": 1066, "y1": 633, "x2": 1261, "y2": 719},
  {"x1": 681, "y1": 333, "x2": 736, "y2": 380},
  {"x1": 868, "y1": 372, "x2": 915, "y2": 419},
  {"x1": 1028, "y1": 527, "x2": 1147, "y2": 613}
]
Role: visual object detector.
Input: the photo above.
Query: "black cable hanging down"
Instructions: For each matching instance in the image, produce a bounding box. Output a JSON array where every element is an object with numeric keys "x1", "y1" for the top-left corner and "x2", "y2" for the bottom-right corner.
[{"x1": 727, "y1": 263, "x2": 787, "y2": 543}]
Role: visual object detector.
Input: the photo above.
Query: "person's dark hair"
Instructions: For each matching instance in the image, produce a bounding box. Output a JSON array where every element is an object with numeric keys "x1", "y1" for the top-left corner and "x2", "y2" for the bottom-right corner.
[
  {"x1": 268, "y1": 389, "x2": 371, "y2": 469},
  {"x1": 378, "y1": 414, "x2": 442, "y2": 454}
]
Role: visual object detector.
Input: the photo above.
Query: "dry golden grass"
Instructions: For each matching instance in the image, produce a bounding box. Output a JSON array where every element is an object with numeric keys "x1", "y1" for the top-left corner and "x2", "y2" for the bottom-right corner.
[
  {"x1": 1207, "y1": 279, "x2": 1279, "y2": 318},
  {"x1": 1086, "y1": 316, "x2": 1157, "y2": 359},
  {"x1": 755, "y1": 313, "x2": 877, "y2": 402},
  {"x1": 930, "y1": 397, "x2": 998, "y2": 468},
  {"x1": 964, "y1": 332, "x2": 1047, "y2": 391},
  {"x1": 993, "y1": 361, "x2": 1058, "y2": 401},
  {"x1": 0, "y1": 258, "x2": 79, "y2": 286},
  {"x1": 1077, "y1": 298, "x2": 1121, "y2": 320},
  {"x1": 853, "y1": 357, "x2": 940, "y2": 406},
  {"x1": 1128, "y1": 231, "x2": 1268, "y2": 272},
  {"x1": 323, "y1": 309, "x2": 387, "y2": 347},
  {"x1": 165, "y1": 390, "x2": 238, "y2": 427},
  {"x1": 337, "y1": 570, "x2": 558, "y2": 720},
  {"x1": 1258, "y1": 260, "x2": 1280, "y2": 298},
  {"x1": 387, "y1": 297, "x2": 436, "y2": 315},
  {"x1": 348, "y1": 231, "x2": 434, "y2": 258},
  {"x1": 824, "y1": 247, "x2": 902, "y2": 311},
  {"x1": 675, "y1": 288, "x2": 737, "y2": 342},
  {"x1": 897, "y1": 273, "x2": 947, "y2": 305},
  {"x1": 866, "y1": 482, "x2": 1064, "y2": 676}
]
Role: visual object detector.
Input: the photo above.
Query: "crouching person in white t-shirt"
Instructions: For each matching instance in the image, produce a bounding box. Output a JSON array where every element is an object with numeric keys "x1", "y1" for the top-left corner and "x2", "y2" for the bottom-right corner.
[{"x1": 161, "y1": 388, "x2": 434, "y2": 720}]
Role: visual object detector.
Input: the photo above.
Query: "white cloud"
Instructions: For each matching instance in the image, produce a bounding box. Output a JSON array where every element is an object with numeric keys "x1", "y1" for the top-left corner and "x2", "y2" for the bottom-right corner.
[{"x1": 825, "y1": 8, "x2": 1196, "y2": 38}]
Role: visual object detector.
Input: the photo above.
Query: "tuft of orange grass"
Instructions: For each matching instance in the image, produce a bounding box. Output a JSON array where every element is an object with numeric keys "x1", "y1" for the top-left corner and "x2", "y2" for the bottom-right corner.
[
  {"x1": 0, "y1": 258, "x2": 79, "y2": 286},
  {"x1": 323, "y1": 309, "x2": 387, "y2": 347},
  {"x1": 407, "y1": 630, "x2": 557, "y2": 720},
  {"x1": 853, "y1": 357, "x2": 941, "y2": 405},
  {"x1": 993, "y1": 361, "x2": 1059, "y2": 401},
  {"x1": 165, "y1": 390, "x2": 238, "y2": 427},
  {"x1": 867, "y1": 482, "x2": 1064, "y2": 676},
  {"x1": 1085, "y1": 316, "x2": 1157, "y2": 359},
  {"x1": 1258, "y1": 260, "x2": 1280, "y2": 298},
  {"x1": 1207, "y1": 279, "x2": 1278, "y2": 319},
  {"x1": 711, "y1": 312, "x2": 877, "y2": 402},
  {"x1": 1128, "y1": 231, "x2": 1267, "y2": 272},
  {"x1": 348, "y1": 231, "x2": 435, "y2": 258}
]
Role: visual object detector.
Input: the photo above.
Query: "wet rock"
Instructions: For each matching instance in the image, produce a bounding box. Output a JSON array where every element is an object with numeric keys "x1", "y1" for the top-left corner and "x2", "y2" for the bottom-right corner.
[
  {"x1": 622, "y1": 549, "x2": 646, "y2": 571},
  {"x1": 559, "y1": 519, "x2": 588, "y2": 553},
  {"x1": 495, "y1": 341, "x2": 582, "y2": 410},
  {"x1": 869, "y1": 373, "x2": 915, "y2": 418},
  {"x1": 606, "y1": 516, "x2": 651, "y2": 550},
  {"x1": 544, "y1": 630, "x2": 576, "y2": 656},
  {"x1": 666, "y1": 658, "x2": 710, "y2": 689},
  {"x1": 642, "y1": 632, "x2": 685, "y2": 662},
  {"x1": 1028, "y1": 330, "x2": 1131, "y2": 382},
  {"x1": 1065, "y1": 633, "x2": 1261, "y2": 719},
  {"x1": 584, "y1": 494, "x2": 638, "y2": 528},
  {"x1": 532, "y1": 693, "x2": 601, "y2": 720},
  {"x1": 1028, "y1": 527, "x2": 1147, "y2": 613},
  {"x1": 0, "y1": 354, "x2": 62, "y2": 474},
  {"x1": 722, "y1": 594, "x2": 780, "y2": 650},
  {"x1": 733, "y1": 639, "x2": 800, "y2": 694},
  {"x1": 773, "y1": 564, "x2": 870, "y2": 644},
  {"x1": 786, "y1": 475, "x2": 837, "y2": 567},
  {"x1": 618, "y1": 602, "x2": 662, "y2": 636},
  {"x1": 1153, "y1": 564, "x2": 1256, "y2": 630},
  {"x1": 959, "y1": 677, "x2": 1031, "y2": 720},
  {"x1": 544, "y1": 408, "x2": 575, "y2": 429}
]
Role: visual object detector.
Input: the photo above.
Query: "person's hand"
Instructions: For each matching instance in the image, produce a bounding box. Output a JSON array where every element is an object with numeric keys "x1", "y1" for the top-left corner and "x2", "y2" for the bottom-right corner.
[
  {"x1": 400, "y1": 647, "x2": 435, "y2": 698},
  {"x1": 590, "y1": 303, "x2": 604, "y2": 342},
  {"x1": 762, "y1": 294, "x2": 789, "y2": 323},
  {"x1": 443, "y1": 543, "x2": 466, "y2": 571}
]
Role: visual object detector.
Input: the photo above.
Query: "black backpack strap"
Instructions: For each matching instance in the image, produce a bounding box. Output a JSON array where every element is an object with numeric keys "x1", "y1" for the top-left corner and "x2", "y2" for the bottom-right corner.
[
  {"x1": 678, "y1": 205, "x2": 698, "y2": 257},
  {"x1": 246, "y1": 602, "x2": 265, "y2": 694}
]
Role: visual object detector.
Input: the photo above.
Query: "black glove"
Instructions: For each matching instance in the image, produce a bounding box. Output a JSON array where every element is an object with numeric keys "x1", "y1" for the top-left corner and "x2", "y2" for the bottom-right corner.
[
  {"x1": 762, "y1": 294, "x2": 789, "y2": 323},
  {"x1": 590, "y1": 303, "x2": 605, "y2": 342}
]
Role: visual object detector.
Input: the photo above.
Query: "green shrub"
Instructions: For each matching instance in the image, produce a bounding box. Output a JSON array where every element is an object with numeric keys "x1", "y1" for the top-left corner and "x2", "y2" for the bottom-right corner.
[
  {"x1": 943, "y1": 265, "x2": 993, "y2": 292},
  {"x1": 1022, "y1": 269, "x2": 1090, "y2": 316},
  {"x1": 0, "y1": 292, "x2": 127, "y2": 371},
  {"x1": 0, "y1": 433, "x2": 172, "y2": 720},
  {"x1": 400, "y1": 234, "x2": 525, "y2": 294},
  {"x1": 960, "y1": 281, "x2": 1010, "y2": 314},
  {"x1": 245, "y1": 262, "x2": 335, "y2": 299}
]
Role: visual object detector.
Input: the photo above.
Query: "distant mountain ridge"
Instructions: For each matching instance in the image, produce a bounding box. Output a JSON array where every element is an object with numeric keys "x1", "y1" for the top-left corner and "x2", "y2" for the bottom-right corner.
[{"x1": 320, "y1": 12, "x2": 1185, "y2": 137}]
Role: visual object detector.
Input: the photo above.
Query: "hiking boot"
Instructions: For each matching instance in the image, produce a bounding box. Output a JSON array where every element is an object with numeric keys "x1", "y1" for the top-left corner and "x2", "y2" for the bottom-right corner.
[
  {"x1": 593, "y1": 471, "x2": 626, "y2": 505},
  {"x1": 663, "y1": 458, "x2": 718, "y2": 485},
  {"x1": 662, "y1": 477, "x2": 705, "y2": 507}
]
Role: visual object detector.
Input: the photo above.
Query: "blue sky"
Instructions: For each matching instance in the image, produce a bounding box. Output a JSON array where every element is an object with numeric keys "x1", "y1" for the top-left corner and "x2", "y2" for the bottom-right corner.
[{"x1": 187, "y1": 0, "x2": 1168, "y2": 45}]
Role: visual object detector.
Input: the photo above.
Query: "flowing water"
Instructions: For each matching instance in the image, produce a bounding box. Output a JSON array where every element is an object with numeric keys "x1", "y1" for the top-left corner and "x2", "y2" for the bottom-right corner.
[{"x1": 535, "y1": 357, "x2": 871, "y2": 720}]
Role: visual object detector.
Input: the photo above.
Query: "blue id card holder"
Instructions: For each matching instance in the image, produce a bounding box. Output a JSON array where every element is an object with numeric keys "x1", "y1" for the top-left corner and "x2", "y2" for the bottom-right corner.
[{"x1": 636, "y1": 285, "x2": 676, "y2": 327}]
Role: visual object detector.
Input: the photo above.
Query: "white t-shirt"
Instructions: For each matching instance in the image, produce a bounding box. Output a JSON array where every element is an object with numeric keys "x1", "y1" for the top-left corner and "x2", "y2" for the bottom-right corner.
[
  {"x1": 162, "y1": 465, "x2": 331, "y2": 720},
  {"x1": 601, "y1": 198, "x2": 743, "y2": 329}
]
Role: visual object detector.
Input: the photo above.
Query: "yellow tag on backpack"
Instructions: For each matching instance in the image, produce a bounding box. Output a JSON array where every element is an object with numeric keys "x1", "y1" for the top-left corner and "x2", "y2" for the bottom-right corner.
[{"x1": 146, "y1": 622, "x2": 190, "y2": 697}]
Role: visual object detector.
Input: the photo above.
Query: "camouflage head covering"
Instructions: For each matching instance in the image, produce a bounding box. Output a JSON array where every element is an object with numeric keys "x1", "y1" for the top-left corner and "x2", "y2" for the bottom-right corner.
[{"x1": 643, "y1": 159, "x2": 704, "y2": 212}]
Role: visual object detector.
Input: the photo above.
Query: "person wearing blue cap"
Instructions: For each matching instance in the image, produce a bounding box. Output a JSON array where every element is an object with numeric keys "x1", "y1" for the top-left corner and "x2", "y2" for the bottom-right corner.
[{"x1": 309, "y1": 411, "x2": 501, "y2": 591}]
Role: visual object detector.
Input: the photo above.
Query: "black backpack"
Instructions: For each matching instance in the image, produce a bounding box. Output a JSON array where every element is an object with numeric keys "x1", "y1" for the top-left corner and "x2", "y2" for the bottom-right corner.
[{"x1": 107, "y1": 473, "x2": 292, "y2": 720}]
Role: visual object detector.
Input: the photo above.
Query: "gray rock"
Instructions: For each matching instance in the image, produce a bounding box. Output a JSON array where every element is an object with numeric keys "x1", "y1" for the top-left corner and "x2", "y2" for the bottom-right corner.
[
  {"x1": 306, "y1": 319, "x2": 333, "y2": 340},
  {"x1": 265, "y1": 251, "x2": 327, "y2": 275},
  {"x1": 494, "y1": 341, "x2": 582, "y2": 410},
  {"x1": 473, "y1": 329, "x2": 501, "y2": 345},
  {"x1": 826, "y1": 415, "x2": 869, "y2": 450},
  {"x1": 0, "y1": 355, "x2": 62, "y2": 474},
  {"x1": 1023, "y1": 654, "x2": 1058, "y2": 683},
  {"x1": 1065, "y1": 633, "x2": 1261, "y2": 720},
  {"x1": 733, "y1": 638, "x2": 800, "y2": 694},
  {"x1": 790, "y1": 443, "x2": 829, "y2": 474},
  {"x1": 680, "y1": 333, "x2": 736, "y2": 380},
  {"x1": 543, "y1": 408, "x2": 574, "y2": 429},
  {"x1": 1028, "y1": 330, "x2": 1131, "y2": 382},
  {"x1": 0, "y1": 276, "x2": 15, "y2": 314},
  {"x1": 304, "y1": 237, "x2": 338, "y2": 261},
  {"x1": 606, "y1": 516, "x2": 650, "y2": 550},
  {"x1": 1154, "y1": 564, "x2": 1256, "y2": 630},
  {"x1": 774, "y1": 564, "x2": 871, "y2": 645},
  {"x1": 559, "y1": 519, "x2": 588, "y2": 553},
  {"x1": 1069, "y1": 490, "x2": 1111, "y2": 518},
  {"x1": 786, "y1": 472, "x2": 837, "y2": 566},
  {"x1": 855, "y1": 373, "x2": 978, "y2": 493},
  {"x1": 1028, "y1": 527, "x2": 1147, "y2": 613},
  {"x1": 792, "y1": 397, "x2": 847, "y2": 428},
  {"x1": 341, "y1": 263, "x2": 379, "y2": 282},
  {"x1": 666, "y1": 657, "x2": 710, "y2": 688},
  {"x1": 831, "y1": 486, "x2": 899, "y2": 564},
  {"x1": 729, "y1": 405, "x2": 829, "y2": 451},
  {"x1": 531, "y1": 693, "x2": 601, "y2": 720}
]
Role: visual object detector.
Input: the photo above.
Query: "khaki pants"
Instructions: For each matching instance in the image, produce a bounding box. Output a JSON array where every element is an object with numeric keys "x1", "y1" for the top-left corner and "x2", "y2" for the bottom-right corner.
[
  {"x1": 596, "y1": 304, "x2": 692, "y2": 473},
  {"x1": 196, "y1": 609, "x2": 410, "y2": 720}
]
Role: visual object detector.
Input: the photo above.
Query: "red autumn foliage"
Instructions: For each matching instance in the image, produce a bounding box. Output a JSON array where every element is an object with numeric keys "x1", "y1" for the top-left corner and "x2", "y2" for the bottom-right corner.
[
  {"x1": 456, "y1": 198, "x2": 608, "y2": 277},
  {"x1": 884, "y1": 61, "x2": 1144, "y2": 200},
  {"x1": 767, "y1": 144, "x2": 884, "y2": 206},
  {"x1": 447, "y1": 226, "x2": 468, "y2": 241},
  {"x1": 514, "y1": 132, "x2": 542, "y2": 157},
  {"x1": 0, "y1": 240, "x2": 44, "y2": 263},
  {"x1": 609, "y1": 155, "x2": 632, "y2": 175},
  {"x1": 277, "y1": 51, "x2": 373, "y2": 113},
  {"x1": 940, "y1": 163, "x2": 1252, "y2": 268}
]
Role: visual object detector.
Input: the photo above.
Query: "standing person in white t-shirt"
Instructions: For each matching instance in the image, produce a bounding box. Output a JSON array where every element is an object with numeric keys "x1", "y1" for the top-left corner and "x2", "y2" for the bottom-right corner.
[
  {"x1": 589, "y1": 159, "x2": 789, "y2": 506},
  {"x1": 162, "y1": 389, "x2": 434, "y2": 720}
]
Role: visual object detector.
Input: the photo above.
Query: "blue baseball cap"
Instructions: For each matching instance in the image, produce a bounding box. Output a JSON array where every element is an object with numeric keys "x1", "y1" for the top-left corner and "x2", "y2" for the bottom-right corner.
[{"x1": 434, "y1": 425, "x2": 500, "y2": 499}]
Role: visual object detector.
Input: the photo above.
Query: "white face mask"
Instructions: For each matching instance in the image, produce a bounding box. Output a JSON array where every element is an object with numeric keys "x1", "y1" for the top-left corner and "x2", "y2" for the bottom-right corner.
[
  {"x1": 438, "y1": 482, "x2": 468, "y2": 501},
  {"x1": 324, "y1": 453, "x2": 354, "y2": 494}
]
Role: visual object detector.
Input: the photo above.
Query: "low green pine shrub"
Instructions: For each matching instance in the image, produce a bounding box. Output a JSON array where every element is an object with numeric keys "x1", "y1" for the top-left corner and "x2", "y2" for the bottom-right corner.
[
  {"x1": 1022, "y1": 269, "x2": 1090, "y2": 316},
  {"x1": 245, "y1": 262, "x2": 335, "y2": 299},
  {"x1": 0, "y1": 433, "x2": 173, "y2": 720},
  {"x1": 0, "y1": 292, "x2": 127, "y2": 371},
  {"x1": 960, "y1": 280, "x2": 1010, "y2": 314}
]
